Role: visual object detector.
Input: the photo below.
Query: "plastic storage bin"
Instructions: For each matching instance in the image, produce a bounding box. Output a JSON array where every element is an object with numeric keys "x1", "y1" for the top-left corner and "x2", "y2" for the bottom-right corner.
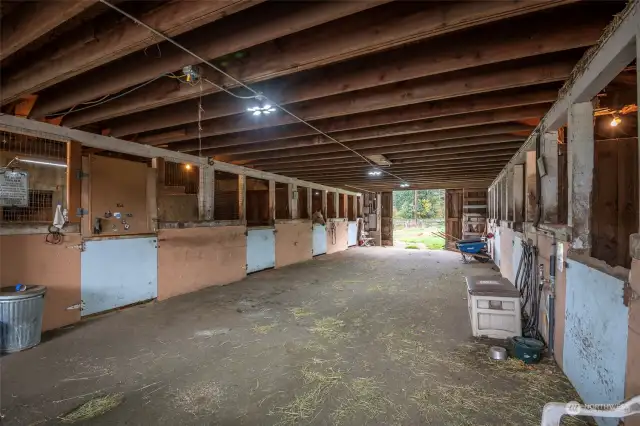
[
  {"x1": 465, "y1": 276, "x2": 521, "y2": 339},
  {"x1": 0, "y1": 285, "x2": 46, "y2": 353}
]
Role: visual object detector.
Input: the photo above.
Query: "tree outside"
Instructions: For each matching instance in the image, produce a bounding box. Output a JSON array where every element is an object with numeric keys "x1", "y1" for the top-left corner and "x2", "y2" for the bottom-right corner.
[{"x1": 393, "y1": 190, "x2": 445, "y2": 250}]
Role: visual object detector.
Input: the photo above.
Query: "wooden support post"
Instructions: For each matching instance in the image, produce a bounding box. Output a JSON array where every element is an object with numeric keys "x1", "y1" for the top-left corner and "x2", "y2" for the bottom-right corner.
[
  {"x1": 269, "y1": 180, "x2": 276, "y2": 224},
  {"x1": 321, "y1": 190, "x2": 327, "y2": 219},
  {"x1": 238, "y1": 175, "x2": 246, "y2": 222},
  {"x1": 505, "y1": 166, "x2": 513, "y2": 221},
  {"x1": 146, "y1": 166, "x2": 157, "y2": 232},
  {"x1": 541, "y1": 131, "x2": 559, "y2": 223},
  {"x1": 501, "y1": 176, "x2": 507, "y2": 221},
  {"x1": 513, "y1": 164, "x2": 525, "y2": 223},
  {"x1": 568, "y1": 102, "x2": 594, "y2": 252},
  {"x1": 66, "y1": 141, "x2": 82, "y2": 224},
  {"x1": 80, "y1": 155, "x2": 92, "y2": 237},
  {"x1": 152, "y1": 157, "x2": 165, "y2": 187},
  {"x1": 198, "y1": 165, "x2": 214, "y2": 220},
  {"x1": 352, "y1": 194, "x2": 357, "y2": 221},
  {"x1": 307, "y1": 187, "x2": 313, "y2": 220},
  {"x1": 376, "y1": 192, "x2": 382, "y2": 244},
  {"x1": 289, "y1": 183, "x2": 298, "y2": 219},
  {"x1": 525, "y1": 150, "x2": 537, "y2": 222},
  {"x1": 334, "y1": 192, "x2": 340, "y2": 219}
]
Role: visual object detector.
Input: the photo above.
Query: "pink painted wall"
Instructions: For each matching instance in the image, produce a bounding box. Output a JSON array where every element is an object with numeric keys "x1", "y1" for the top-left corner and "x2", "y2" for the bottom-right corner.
[
  {"x1": 275, "y1": 222, "x2": 312, "y2": 268},
  {"x1": 0, "y1": 233, "x2": 81, "y2": 331},
  {"x1": 157, "y1": 226, "x2": 247, "y2": 300},
  {"x1": 326, "y1": 220, "x2": 348, "y2": 254}
]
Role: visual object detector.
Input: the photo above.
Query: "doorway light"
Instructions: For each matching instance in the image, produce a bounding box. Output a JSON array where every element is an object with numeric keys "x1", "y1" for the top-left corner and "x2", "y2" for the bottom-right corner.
[
  {"x1": 368, "y1": 169, "x2": 382, "y2": 176},
  {"x1": 610, "y1": 116, "x2": 622, "y2": 127},
  {"x1": 400, "y1": 183, "x2": 410, "y2": 188}
]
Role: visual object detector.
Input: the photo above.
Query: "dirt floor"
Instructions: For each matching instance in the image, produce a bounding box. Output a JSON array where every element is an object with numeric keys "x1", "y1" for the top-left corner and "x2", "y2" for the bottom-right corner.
[{"x1": 0, "y1": 247, "x2": 586, "y2": 425}]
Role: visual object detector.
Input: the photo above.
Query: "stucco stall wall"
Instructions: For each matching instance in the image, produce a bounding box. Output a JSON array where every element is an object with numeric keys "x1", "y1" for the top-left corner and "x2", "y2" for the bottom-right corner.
[
  {"x1": 499, "y1": 223, "x2": 515, "y2": 283},
  {"x1": 0, "y1": 233, "x2": 81, "y2": 331},
  {"x1": 627, "y1": 259, "x2": 640, "y2": 426},
  {"x1": 564, "y1": 258, "x2": 629, "y2": 424},
  {"x1": 157, "y1": 226, "x2": 247, "y2": 300},
  {"x1": 275, "y1": 221, "x2": 312, "y2": 268},
  {"x1": 326, "y1": 220, "x2": 348, "y2": 254}
]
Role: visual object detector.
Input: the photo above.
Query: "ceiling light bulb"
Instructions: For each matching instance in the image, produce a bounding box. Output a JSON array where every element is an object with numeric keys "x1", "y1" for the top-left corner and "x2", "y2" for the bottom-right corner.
[
  {"x1": 611, "y1": 116, "x2": 621, "y2": 127},
  {"x1": 253, "y1": 110, "x2": 261, "y2": 116},
  {"x1": 263, "y1": 110, "x2": 271, "y2": 114},
  {"x1": 263, "y1": 104, "x2": 271, "y2": 110},
  {"x1": 268, "y1": 107, "x2": 276, "y2": 112},
  {"x1": 184, "y1": 164, "x2": 192, "y2": 170}
]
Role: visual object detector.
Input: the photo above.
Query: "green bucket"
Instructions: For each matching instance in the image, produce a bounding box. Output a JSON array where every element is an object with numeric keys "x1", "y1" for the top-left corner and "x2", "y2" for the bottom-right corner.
[{"x1": 511, "y1": 337, "x2": 544, "y2": 364}]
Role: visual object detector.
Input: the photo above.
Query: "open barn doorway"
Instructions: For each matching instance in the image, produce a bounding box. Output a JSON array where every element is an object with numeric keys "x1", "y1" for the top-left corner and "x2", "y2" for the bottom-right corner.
[{"x1": 392, "y1": 190, "x2": 445, "y2": 250}]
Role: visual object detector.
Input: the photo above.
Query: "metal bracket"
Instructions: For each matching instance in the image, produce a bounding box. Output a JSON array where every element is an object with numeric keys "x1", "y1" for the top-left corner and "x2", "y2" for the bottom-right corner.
[
  {"x1": 623, "y1": 283, "x2": 639, "y2": 307},
  {"x1": 76, "y1": 207, "x2": 89, "y2": 217},
  {"x1": 75, "y1": 170, "x2": 89, "y2": 179}
]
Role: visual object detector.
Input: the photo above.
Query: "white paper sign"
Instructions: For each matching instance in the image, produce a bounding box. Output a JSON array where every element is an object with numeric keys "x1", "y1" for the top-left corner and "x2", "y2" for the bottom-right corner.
[
  {"x1": 557, "y1": 242, "x2": 564, "y2": 272},
  {"x1": 0, "y1": 168, "x2": 29, "y2": 207}
]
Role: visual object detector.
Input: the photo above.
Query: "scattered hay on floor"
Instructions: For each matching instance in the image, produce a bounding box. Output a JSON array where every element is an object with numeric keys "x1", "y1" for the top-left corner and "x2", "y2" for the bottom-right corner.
[
  {"x1": 289, "y1": 307, "x2": 314, "y2": 320},
  {"x1": 252, "y1": 323, "x2": 276, "y2": 334},
  {"x1": 59, "y1": 393, "x2": 124, "y2": 423},
  {"x1": 331, "y1": 377, "x2": 401, "y2": 425},
  {"x1": 173, "y1": 381, "x2": 223, "y2": 416},
  {"x1": 270, "y1": 364, "x2": 343, "y2": 425},
  {"x1": 309, "y1": 317, "x2": 348, "y2": 341},
  {"x1": 302, "y1": 341, "x2": 328, "y2": 353},
  {"x1": 405, "y1": 245, "x2": 420, "y2": 250}
]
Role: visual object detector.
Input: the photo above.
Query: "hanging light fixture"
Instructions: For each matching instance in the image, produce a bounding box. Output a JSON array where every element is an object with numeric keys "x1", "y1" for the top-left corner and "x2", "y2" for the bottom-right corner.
[
  {"x1": 610, "y1": 115, "x2": 622, "y2": 127},
  {"x1": 400, "y1": 183, "x2": 410, "y2": 188},
  {"x1": 247, "y1": 104, "x2": 276, "y2": 116},
  {"x1": 368, "y1": 169, "x2": 382, "y2": 176},
  {"x1": 12, "y1": 156, "x2": 67, "y2": 168}
]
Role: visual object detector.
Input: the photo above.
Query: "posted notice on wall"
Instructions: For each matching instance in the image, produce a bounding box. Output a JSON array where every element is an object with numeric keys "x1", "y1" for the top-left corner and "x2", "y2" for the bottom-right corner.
[{"x1": 0, "y1": 168, "x2": 29, "y2": 207}]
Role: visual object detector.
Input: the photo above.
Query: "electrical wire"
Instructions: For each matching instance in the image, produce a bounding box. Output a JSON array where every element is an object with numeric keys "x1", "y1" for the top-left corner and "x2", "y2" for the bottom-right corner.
[
  {"x1": 45, "y1": 74, "x2": 168, "y2": 118},
  {"x1": 514, "y1": 239, "x2": 542, "y2": 340},
  {"x1": 97, "y1": 0, "x2": 408, "y2": 186}
]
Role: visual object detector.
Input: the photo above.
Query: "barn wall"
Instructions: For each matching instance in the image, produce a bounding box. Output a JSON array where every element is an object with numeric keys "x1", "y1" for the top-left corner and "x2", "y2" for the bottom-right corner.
[
  {"x1": 326, "y1": 220, "x2": 348, "y2": 254},
  {"x1": 275, "y1": 221, "x2": 313, "y2": 268},
  {"x1": 0, "y1": 233, "x2": 82, "y2": 331},
  {"x1": 157, "y1": 226, "x2": 247, "y2": 300}
]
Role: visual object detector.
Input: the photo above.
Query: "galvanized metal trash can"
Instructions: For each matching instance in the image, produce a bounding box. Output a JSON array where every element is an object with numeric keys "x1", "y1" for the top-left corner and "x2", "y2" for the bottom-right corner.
[{"x1": 0, "y1": 286, "x2": 46, "y2": 353}]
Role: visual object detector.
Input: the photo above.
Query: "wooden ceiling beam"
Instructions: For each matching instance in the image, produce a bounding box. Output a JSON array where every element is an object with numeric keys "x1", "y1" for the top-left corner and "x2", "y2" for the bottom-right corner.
[
  {"x1": 81, "y1": 5, "x2": 603, "y2": 131},
  {"x1": 216, "y1": 130, "x2": 526, "y2": 162},
  {"x1": 263, "y1": 152, "x2": 517, "y2": 174},
  {"x1": 135, "y1": 59, "x2": 573, "y2": 143},
  {"x1": 0, "y1": 0, "x2": 97, "y2": 62},
  {"x1": 285, "y1": 161, "x2": 510, "y2": 180},
  {"x1": 163, "y1": 86, "x2": 558, "y2": 148},
  {"x1": 2, "y1": 0, "x2": 261, "y2": 105},
  {"x1": 247, "y1": 142, "x2": 525, "y2": 169},
  {"x1": 230, "y1": 135, "x2": 524, "y2": 165},
  {"x1": 27, "y1": 1, "x2": 386, "y2": 116},
  {"x1": 198, "y1": 107, "x2": 544, "y2": 155},
  {"x1": 112, "y1": 55, "x2": 575, "y2": 138}
]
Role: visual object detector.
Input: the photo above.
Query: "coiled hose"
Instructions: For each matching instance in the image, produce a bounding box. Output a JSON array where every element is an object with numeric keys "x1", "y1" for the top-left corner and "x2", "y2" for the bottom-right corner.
[{"x1": 515, "y1": 239, "x2": 542, "y2": 339}]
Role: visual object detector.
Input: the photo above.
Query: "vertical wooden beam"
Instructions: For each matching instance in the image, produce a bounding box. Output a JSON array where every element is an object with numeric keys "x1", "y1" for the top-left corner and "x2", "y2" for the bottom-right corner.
[
  {"x1": 80, "y1": 155, "x2": 92, "y2": 237},
  {"x1": 567, "y1": 101, "x2": 594, "y2": 252},
  {"x1": 505, "y1": 166, "x2": 513, "y2": 221},
  {"x1": 513, "y1": 164, "x2": 525, "y2": 222},
  {"x1": 321, "y1": 190, "x2": 327, "y2": 219},
  {"x1": 501, "y1": 176, "x2": 507, "y2": 221},
  {"x1": 198, "y1": 165, "x2": 214, "y2": 220},
  {"x1": 307, "y1": 187, "x2": 313, "y2": 220},
  {"x1": 152, "y1": 157, "x2": 165, "y2": 187},
  {"x1": 352, "y1": 194, "x2": 357, "y2": 220},
  {"x1": 289, "y1": 183, "x2": 298, "y2": 219},
  {"x1": 269, "y1": 180, "x2": 276, "y2": 224},
  {"x1": 525, "y1": 150, "x2": 537, "y2": 222},
  {"x1": 238, "y1": 175, "x2": 246, "y2": 223},
  {"x1": 541, "y1": 131, "x2": 559, "y2": 223},
  {"x1": 66, "y1": 141, "x2": 82, "y2": 224},
  {"x1": 146, "y1": 166, "x2": 158, "y2": 232}
]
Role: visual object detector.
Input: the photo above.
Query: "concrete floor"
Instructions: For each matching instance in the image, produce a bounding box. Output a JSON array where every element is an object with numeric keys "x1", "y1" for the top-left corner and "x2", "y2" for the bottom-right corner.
[{"x1": 1, "y1": 247, "x2": 586, "y2": 425}]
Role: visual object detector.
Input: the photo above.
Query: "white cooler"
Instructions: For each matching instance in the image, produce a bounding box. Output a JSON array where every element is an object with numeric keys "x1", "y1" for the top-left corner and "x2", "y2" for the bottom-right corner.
[{"x1": 465, "y1": 276, "x2": 521, "y2": 339}]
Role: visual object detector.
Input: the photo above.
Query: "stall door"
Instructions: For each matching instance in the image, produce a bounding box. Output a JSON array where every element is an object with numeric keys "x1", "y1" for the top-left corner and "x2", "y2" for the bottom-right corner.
[
  {"x1": 247, "y1": 228, "x2": 275, "y2": 273},
  {"x1": 81, "y1": 236, "x2": 158, "y2": 316},
  {"x1": 312, "y1": 224, "x2": 327, "y2": 256},
  {"x1": 347, "y1": 222, "x2": 358, "y2": 247}
]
